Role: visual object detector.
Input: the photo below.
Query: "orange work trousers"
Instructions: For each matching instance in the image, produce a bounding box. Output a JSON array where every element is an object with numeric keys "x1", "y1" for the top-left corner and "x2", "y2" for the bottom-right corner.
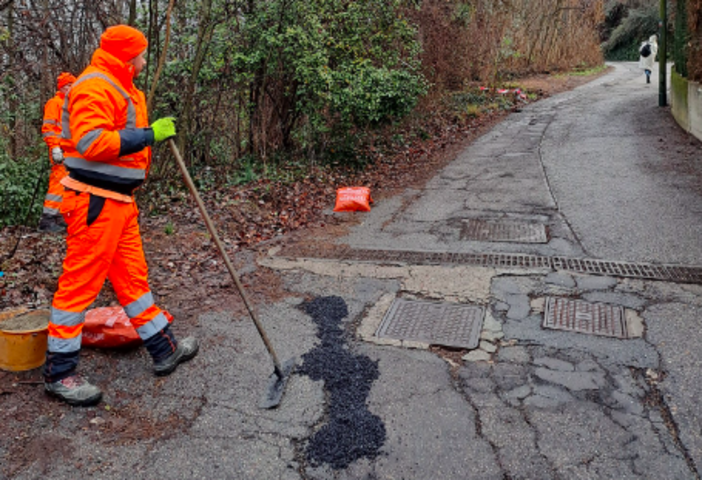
[
  {"x1": 43, "y1": 162, "x2": 68, "y2": 216},
  {"x1": 47, "y1": 191, "x2": 168, "y2": 355}
]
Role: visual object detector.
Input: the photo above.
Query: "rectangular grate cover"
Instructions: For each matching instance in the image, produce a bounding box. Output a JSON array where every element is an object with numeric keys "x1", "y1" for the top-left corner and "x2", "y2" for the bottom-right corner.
[
  {"x1": 543, "y1": 297, "x2": 628, "y2": 338},
  {"x1": 460, "y1": 219, "x2": 548, "y2": 243},
  {"x1": 278, "y1": 246, "x2": 702, "y2": 284},
  {"x1": 376, "y1": 298, "x2": 484, "y2": 349}
]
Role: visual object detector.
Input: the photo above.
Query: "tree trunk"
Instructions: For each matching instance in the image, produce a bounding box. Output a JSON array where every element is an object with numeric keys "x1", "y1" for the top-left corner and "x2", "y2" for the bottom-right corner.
[
  {"x1": 7, "y1": 2, "x2": 17, "y2": 158},
  {"x1": 147, "y1": 0, "x2": 175, "y2": 114},
  {"x1": 177, "y1": 0, "x2": 214, "y2": 164},
  {"x1": 128, "y1": 0, "x2": 137, "y2": 26}
]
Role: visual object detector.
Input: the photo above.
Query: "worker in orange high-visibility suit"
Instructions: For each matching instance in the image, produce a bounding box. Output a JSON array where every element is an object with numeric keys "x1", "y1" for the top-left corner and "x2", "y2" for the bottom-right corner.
[
  {"x1": 44, "y1": 25, "x2": 198, "y2": 406},
  {"x1": 39, "y1": 72, "x2": 75, "y2": 232}
]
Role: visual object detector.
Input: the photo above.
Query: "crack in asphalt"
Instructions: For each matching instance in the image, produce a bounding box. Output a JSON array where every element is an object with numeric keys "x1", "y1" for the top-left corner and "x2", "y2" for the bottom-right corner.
[
  {"x1": 632, "y1": 308, "x2": 702, "y2": 469},
  {"x1": 639, "y1": 368, "x2": 701, "y2": 479},
  {"x1": 291, "y1": 437, "x2": 312, "y2": 480},
  {"x1": 451, "y1": 370, "x2": 511, "y2": 480},
  {"x1": 446, "y1": 355, "x2": 563, "y2": 480}
]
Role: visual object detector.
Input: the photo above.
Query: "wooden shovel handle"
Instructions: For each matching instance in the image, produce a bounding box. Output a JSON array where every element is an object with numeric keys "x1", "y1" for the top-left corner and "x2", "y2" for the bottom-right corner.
[{"x1": 167, "y1": 139, "x2": 282, "y2": 373}]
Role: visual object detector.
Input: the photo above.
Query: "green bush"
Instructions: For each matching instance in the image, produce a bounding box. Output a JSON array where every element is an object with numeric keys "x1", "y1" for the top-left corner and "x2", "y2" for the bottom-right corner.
[
  {"x1": 0, "y1": 152, "x2": 46, "y2": 228},
  {"x1": 232, "y1": 0, "x2": 427, "y2": 161},
  {"x1": 602, "y1": 6, "x2": 659, "y2": 61}
]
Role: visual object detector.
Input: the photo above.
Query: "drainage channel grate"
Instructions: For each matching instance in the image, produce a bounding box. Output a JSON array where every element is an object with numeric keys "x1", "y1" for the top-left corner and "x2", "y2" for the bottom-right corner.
[
  {"x1": 376, "y1": 298, "x2": 484, "y2": 349},
  {"x1": 280, "y1": 245, "x2": 702, "y2": 284},
  {"x1": 460, "y1": 219, "x2": 548, "y2": 243},
  {"x1": 543, "y1": 297, "x2": 628, "y2": 338}
]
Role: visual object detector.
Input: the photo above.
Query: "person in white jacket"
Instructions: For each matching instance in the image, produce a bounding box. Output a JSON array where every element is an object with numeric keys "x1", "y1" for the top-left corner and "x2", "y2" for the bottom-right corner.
[{"x1": 639, "y1": 35, "x2": 658, "y2": 84}]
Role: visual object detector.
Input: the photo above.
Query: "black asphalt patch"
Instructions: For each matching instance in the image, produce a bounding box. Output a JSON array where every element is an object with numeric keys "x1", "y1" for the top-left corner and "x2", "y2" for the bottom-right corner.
[{"x1": 299, "y1": 296, "x2": 386, "y2": 469}]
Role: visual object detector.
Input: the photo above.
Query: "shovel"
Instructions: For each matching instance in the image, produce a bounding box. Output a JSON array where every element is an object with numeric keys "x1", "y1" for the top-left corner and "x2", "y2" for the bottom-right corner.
[{"x1": 167, "y1": 139, "x2": 295, "y2": 409}]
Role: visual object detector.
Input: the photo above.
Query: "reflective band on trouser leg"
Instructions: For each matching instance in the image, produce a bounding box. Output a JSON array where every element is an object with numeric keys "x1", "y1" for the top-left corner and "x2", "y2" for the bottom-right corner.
[
  {"x1": 44, "y1": 194, "x2": 62, "y2": 216},
  {"x1": 123, "y1": 291, "x2": 155, "y2": 318},
  {"x1": 47, "y1": 193, "x2": 132, "y2": 378},
  {"x1": 48, "y1": 308, "x2": 84, "y2": 353},
  {"x1": 43, "y1": 206, "x2": 60, "y2": 215},
  {"x1": 135, "y1": 311, "x2": 169, "y2": 341},
  {"x1": 107, "y1": 201, "x2": 174, "y2": 343},
  {"x1": 43, "y1": 163, "x2": 67, "y2": 214},
  {"x1": 45, "y1": 308, "x2": 84, "y2": 382}
]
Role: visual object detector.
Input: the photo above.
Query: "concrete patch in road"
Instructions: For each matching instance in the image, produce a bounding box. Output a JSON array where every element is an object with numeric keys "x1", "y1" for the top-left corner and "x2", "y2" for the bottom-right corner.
[
  {"x1": 402, "y1": 265, "x2": 494, "y2": 303},
  {"x1": 530, "y1": 297, "x2": 546, "y2": 314},
  {"x1": 356, "y1": 293, "x2": 399, "y2": 345},
  {"x1": 463, "y1": 350, "x2": 492, "y2": 362},
  {"x1": 582, "y1": 290, "x2": 647, "y2": 310},
  {"x1": 260, "y1": 256, "x2": 495, "y2": 304},
  {"x1": 574, "y1": 274, "x2": 618, "y2": 290},
  {"x1": 625, "y1": 309, "x2": 645, "y2": 337},
  {"x1": 544, "y1": 271, "x2": 576, "y2": 288}
]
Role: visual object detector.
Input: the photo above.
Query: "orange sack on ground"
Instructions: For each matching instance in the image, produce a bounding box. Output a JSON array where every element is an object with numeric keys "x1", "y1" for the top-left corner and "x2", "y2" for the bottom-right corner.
[
  {"x1": 82, "y1": 307, "x2": 173, "y2": 348},
  {"x1": 334, "y1": 187, "x2": 373, "y2": 212}
]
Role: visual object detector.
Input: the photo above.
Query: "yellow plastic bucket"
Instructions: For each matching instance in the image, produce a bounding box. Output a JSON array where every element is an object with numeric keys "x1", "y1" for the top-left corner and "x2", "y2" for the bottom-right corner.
[{"x1": 0, "y1": 309, "x2": 49, "y2": 372}]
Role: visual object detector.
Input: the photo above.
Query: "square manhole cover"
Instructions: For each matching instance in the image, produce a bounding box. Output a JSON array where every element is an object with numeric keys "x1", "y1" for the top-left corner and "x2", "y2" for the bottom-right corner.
[
  {"x1": 460, "y1": 219, "x2": 548, "y2": 243},
  {"x1": 376, "y1": 298, "x2": 484, "y2": 349},
  {"x1": 543, "y1": 297, "x2": 628, "y2": 338}
]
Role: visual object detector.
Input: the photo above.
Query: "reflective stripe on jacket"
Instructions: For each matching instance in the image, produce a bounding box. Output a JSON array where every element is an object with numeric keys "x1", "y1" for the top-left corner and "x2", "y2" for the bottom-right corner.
[{"x1": 62, "y1": 48, "x2": 153, "y2": 195}]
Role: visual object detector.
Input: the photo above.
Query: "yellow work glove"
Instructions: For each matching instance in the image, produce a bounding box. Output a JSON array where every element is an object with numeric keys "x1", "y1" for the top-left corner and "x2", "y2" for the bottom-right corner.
[{"x1": 151, "y1": 117, "x2": 177, "y2": 142}]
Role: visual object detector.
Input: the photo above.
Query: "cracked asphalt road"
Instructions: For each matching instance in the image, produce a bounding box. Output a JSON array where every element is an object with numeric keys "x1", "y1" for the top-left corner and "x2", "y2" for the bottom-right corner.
[
  {"x1": 262, "y1": 62, "x2": 702, "y2": 479},
  {"x1": 5, "y1": 62, "x2": 702, "y2": 479}
]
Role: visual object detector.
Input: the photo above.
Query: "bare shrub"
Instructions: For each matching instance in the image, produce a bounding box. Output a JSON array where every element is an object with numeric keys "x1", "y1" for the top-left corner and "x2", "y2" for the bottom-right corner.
[{"x1": 410, "y1": 0, "x2": 604, "y2": 90}]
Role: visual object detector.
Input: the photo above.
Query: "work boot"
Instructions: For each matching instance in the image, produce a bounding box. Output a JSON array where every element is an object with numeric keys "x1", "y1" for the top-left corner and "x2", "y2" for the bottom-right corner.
[
  {"x1": 45, "y1": 375, "x2": 102, "y2": 406},
  {"x1": 153, "y1": 337, "x2": 199, "y2": 376}
]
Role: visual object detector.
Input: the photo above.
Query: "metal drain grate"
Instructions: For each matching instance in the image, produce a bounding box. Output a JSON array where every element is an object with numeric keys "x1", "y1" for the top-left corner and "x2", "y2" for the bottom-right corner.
[
  {"x1": 543, "y1": 297, "x2": 628, "y2": 338},
  {"x1": 376, "y1": 298, "x2": 484, "y2": 349},
  {"x1": 279, "y1": 246, "x2": 702, "y2": 284},
  {"x1": 460, "y1": 219, "x2": 548, "y2": 243}
]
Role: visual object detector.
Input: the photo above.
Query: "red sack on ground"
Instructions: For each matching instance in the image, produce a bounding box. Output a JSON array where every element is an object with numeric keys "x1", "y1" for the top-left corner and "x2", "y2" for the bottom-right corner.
[
  {"x1": 334, "y1": 187, "x2": 373, "y2": 212},
  {"x1": 82, "y1": 307, "x2": 173, "y2": 348}
]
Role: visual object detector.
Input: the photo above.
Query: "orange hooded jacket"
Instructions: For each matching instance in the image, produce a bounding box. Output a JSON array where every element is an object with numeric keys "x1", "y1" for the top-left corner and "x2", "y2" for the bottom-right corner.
[
  {"x1": 42, "y1": 73, "x2": 75, "y2": 153},
  {"x1": 42, "y1": 93, "x2": 65, "y2": 152},
  {"x1": 61, "y1": 27, "x2": 154, "y2": 197}
]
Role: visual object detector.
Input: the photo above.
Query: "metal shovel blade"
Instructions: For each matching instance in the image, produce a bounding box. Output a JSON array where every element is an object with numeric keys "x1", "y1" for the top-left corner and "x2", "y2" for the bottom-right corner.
[{"x1": 259, "y1": 357, "x2": 296, "y2": 409}]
